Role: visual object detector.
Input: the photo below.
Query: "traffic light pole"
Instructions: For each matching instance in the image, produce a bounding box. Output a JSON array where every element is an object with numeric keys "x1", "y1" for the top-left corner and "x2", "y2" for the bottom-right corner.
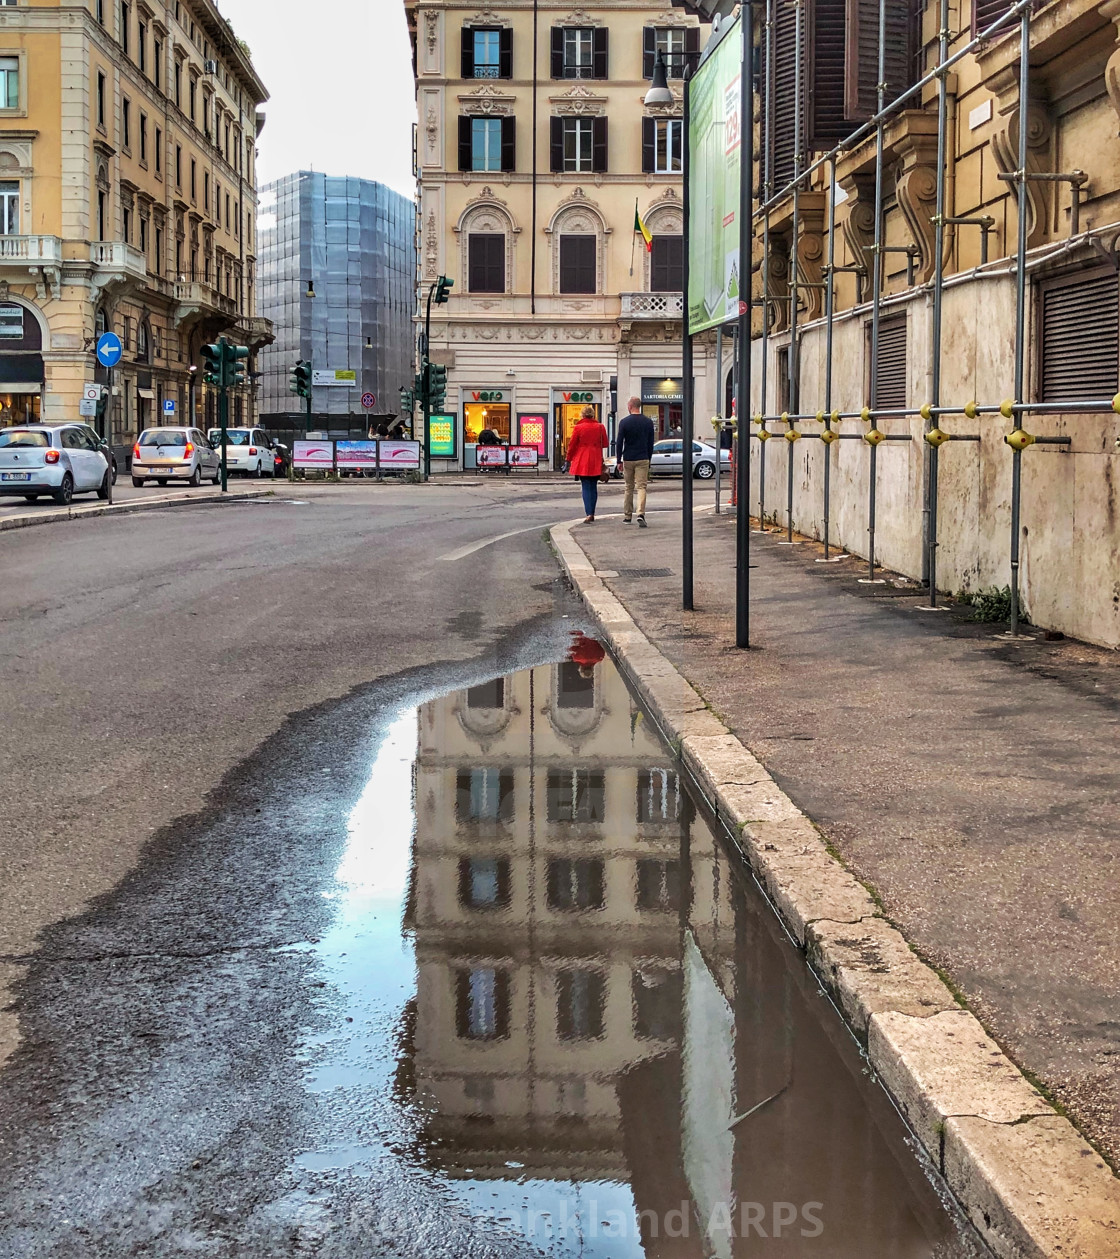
[
  {"x1": 423, "y1": 284, "x2": 434, "y2": 481},
  {"x1": 219, "y1": 385, "x2": 229, "y2": 493}
]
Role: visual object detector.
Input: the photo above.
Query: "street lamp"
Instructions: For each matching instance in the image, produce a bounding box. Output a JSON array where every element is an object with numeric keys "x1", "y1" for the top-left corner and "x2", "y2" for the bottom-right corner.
[{"x1": 644, "y1": 50, "x2": 674, "y2": 107}]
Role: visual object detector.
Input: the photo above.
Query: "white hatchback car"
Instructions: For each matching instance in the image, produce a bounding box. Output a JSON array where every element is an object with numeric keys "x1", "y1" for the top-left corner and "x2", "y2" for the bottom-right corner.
[
  {"x1": 0, "y1": 423, "x2": 111, "y2": 504},
  {"x1": 206, "y1": 427, "x2": 277, "y2": 478},
  {"x1": 131, "y1": 427, "x2": 221, "y2": 487}
]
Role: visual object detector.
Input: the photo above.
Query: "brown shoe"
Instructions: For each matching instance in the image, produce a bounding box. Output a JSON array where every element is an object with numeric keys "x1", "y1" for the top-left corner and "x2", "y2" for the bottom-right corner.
[{"x1": 583, "y1": 515, "x2": 595, "y2": 524}]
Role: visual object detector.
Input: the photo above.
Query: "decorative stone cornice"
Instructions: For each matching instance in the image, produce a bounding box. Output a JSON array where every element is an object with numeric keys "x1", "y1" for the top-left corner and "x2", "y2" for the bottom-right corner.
[
  {"x1": 458, "y1": 84, "x2": 517, "y2": 116},
  {"x1": 549, "y1": 84, "x2": 608, "y2": 116}
]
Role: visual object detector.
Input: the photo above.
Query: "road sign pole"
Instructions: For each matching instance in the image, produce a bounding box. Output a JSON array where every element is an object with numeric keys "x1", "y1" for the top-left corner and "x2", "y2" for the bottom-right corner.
[{"x1": 106, "y1": 366, "x2": 114, "y2": 506}]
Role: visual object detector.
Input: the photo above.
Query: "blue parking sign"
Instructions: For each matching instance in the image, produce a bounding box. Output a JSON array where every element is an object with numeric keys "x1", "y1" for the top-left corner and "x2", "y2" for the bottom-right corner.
[{"x1": 164, "y1": 399, "x2": 176, "y2": 415}]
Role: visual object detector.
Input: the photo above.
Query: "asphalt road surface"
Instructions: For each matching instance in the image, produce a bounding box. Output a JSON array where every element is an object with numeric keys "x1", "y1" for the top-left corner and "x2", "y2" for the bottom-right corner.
[{"x1": 0, "y1": 478, "x2": 634, "y2": 1255}]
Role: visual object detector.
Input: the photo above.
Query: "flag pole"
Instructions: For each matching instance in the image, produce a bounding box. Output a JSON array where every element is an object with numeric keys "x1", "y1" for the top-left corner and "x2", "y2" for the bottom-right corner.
[{"x1": 630, "y1": 197, "x2": 638, "y2": 277}]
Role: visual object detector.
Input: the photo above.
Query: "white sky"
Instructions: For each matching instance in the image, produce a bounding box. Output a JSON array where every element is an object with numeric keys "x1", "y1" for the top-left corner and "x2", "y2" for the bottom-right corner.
[{"x1": 215, "y1": 0, "x2": 417, "y2": 197}]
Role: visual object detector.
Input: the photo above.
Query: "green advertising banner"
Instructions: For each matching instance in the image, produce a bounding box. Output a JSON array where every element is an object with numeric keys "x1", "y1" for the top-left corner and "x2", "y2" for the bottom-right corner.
[
  {"x1": 430, "y1": 413, "x2": 457, "y2": 459},
  {"x1": 687, "y1": 17, "x2": 743, "y2": 336}
]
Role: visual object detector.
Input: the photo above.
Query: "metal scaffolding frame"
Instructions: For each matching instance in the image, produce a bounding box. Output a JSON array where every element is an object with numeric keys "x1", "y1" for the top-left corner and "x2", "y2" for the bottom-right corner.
[{"x1": 734, "y1": 0, "x2": 1115, "y2": 638}]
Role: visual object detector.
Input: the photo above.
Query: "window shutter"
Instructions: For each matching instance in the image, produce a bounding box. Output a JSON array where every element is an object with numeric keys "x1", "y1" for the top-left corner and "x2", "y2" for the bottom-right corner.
[
  {"x1": 843, "y1": 0, "x2": 916, "y2": 122},
  {"x1": 1039, "y1": 269, "x2": 1120, "y2": 403},
  {"x1": 592, "y1": 115, "x2": 608, "y2": 172},
  {"x1": 500, "y1": 115, "x2": 515, "y2": 171},
  {"x1": 469, "y1": 233, "x2": 505, "y2": 294},
  {"x1": 643, "y1": 26, "x2": 656, "y2": 79},
  {"x1": 973, "y1": 0, "x2": 1016, "y2": 35},
  {"x1": 808, "y1": 0, "x2": 849, "y2": 147},
  {"x1": 651, "y1": 236, "x2": 684, "y2": 292},
  {"x1": 461, "y1": 26, "x2": 474, "y2": 78},
  {"x1": 499, "y1": 27, "x2": 513, "y2": 78},
  {"x1": 592, "y1": 26, "x2": 608, "y2": 79},
  {"x1": 685, "y1": 26, "x2": 700, "y2": 73},
  {"x1": 560, "y1": 235, "x2": 597, "y2": 294},
  {"x1": 770, "y1": 0, "x2": 804, "y2": 189},
  {"x1": 551, "y1": 27, "x2": 564, "y2": 79},
  {"x1": 458, "y1": 116, "x2": 472, "y2": 172},
  {"x1": 873, "y1": 316, "x2": 908, "y2": 410},
  {"x1": 550, "y1": 116, "x2": 563, "y2": 172},
  {"x1": 642, "y1": 116, "x2": 656, "y2": 173}
]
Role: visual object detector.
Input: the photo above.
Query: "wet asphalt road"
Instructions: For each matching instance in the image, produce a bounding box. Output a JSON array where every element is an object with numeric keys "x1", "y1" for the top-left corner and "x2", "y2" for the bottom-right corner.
[{"x1": 0, "y1": 479, "x2": 608, "y2": 1255}]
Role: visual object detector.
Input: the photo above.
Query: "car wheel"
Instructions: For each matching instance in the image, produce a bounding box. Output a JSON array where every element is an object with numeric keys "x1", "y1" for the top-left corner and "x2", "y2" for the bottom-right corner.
[
  {"x1": 211, "y1": 470, "x2": 221, "y2": 485},
  {"x1": 189, "y1": 465, "x2": 202, "y2": 487},
  {"x1": 132, "y1": 476, "x2": 145, "y2": 488},
  {"x1": 52, "y1": 473, "x2": 74, "y2": 506},
  {"x1": 96, "y1": 471, "x2": 110, "y2": 500},
  {"x1": 694, "y1": 461, "x2": 716, "y2": 480},
  {"x1": 110, "y1": 460, "x2": 118, "y2": 486}
]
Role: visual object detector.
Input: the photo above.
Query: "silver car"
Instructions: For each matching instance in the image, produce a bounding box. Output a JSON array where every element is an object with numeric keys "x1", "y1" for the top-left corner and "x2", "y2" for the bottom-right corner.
[
  {"x1": 0, "y1": 423, "x2": 111, "y2": 504},
  {"x1": 131, "y1": 427, "x2": 221, "y2": 487},
  {"x1": 205, "y1": 427, "x2": 277, "y2": 478},
  {"x1": 649, "y1": 438, "x2": 733, "y2": 480}
]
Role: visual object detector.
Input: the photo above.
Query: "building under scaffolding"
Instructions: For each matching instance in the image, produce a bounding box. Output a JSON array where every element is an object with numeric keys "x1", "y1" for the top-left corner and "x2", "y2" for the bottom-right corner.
[{"x1": 704, "y1": 0, "x2": 1120, "y2": 648}]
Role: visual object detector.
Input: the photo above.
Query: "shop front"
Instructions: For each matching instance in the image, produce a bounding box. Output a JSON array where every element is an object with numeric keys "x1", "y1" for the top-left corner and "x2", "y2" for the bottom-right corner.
[
  {"x1": 462, "y1": 388, "x2": 512, "y2": 469},
  {"x1": 641, "y1": 377, "x2": 686, "y2": 439},
  {"x1": 0, "y1": 302, "x2": 44, "y2": 427},
  {"x1": 551, "y1": 388, "x2": 603, "y2": 469}
]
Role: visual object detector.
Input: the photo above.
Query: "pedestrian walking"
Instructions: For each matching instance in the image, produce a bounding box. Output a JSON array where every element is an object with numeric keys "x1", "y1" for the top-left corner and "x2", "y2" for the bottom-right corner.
[
  {"x1": 616, "y1": 396, "x2": 655, "y2": 527},
  {"x1": 566, "y1": 404, "x2": 609, "y2": 523}
]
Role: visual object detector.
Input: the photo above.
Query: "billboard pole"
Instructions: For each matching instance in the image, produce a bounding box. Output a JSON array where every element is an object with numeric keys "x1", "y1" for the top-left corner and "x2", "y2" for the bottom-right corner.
[
  {"x1": 682, "y1": 62, "x2": 695, "y2": 613},
  {"x1": 735, "y1": 3, "x2": 754, "y2": 648}
]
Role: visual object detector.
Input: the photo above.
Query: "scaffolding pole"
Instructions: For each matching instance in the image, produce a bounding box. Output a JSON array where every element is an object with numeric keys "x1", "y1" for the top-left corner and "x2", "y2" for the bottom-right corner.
[
  {"x1": 735, "y1": 0, "x2": 755, "y2": 648},
  {"x1": 756, "y1": 0, "x2": 776, "y2": 534},
  {"x1": 1009, "y1": 4, "x2": 1031, "y2": 637},
  {"x1": 820, "y1": 156, "x2": 839, "y2": 562},
  {"x1": 783, "y1": 0, "x2": 804, "y2": 546}
]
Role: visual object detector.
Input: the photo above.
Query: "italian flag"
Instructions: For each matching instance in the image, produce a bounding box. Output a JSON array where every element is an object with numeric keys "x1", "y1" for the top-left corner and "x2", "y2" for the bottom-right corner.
[{"x1": 634, "y1": 203, "x2": 653, "y2": 253}]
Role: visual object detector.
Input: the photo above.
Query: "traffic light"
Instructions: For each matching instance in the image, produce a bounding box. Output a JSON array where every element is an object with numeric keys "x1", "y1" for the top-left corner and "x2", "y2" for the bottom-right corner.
[
  {"x1": 427, "y1": 362, "x2": 448, "y2": 411},
  {"x1": 201, "y1": 343, "x2": 223, "y2": 386},
  {"x1": 414, "y1": 370, "x2": 427, "y2": 405},
  {"x1": 224, "y1": 343, "x2": 249, "y2": 388},
  {"x1": 289, "y1": 360, "x2": 311, "y2": 399},
  {"x1": 433, "y1": 275, "x2": 454, "y2": 305},
  {"x1": 399, "y1": 387, "x2": 414, "y2": 415}
]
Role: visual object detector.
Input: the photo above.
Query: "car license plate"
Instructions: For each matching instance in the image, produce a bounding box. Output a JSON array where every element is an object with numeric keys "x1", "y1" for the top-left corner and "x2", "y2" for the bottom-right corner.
[{"x1": 1, "y1": 472, "x2": 30, "y2": 481}]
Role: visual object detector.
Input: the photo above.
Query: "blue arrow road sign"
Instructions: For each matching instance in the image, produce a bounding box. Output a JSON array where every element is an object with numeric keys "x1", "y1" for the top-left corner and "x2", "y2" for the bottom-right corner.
[{"x1": 96, "y1": 332, "x2": 123, "y2": 368}]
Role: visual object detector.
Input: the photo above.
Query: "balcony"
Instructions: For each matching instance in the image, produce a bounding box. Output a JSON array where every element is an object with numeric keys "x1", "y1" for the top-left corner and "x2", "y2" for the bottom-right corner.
[
  {"x1": 89, "y1": 240, "x2": 149, "y2": 285},
  {"x1": 620, "y1": 291, "x2": 684, "y2": 319},
  {"x1": 173, "y1": 278, "x2": 239, "y2": 327},
  {"x1": 0, "y1": 235, "x2": 63, "y2": 266}
]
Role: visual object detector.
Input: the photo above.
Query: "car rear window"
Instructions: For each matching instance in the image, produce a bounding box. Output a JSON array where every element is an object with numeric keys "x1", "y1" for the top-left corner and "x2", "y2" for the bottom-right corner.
[
  {"x1": 0, "y1": 430, "x2": 49, "y2": 448},
  {"x1": 139, "y1": 430, "x2": 187, "y2": 446},
  {"x1": 208, "y1": 429, "x2": 250, "y2": 445}
]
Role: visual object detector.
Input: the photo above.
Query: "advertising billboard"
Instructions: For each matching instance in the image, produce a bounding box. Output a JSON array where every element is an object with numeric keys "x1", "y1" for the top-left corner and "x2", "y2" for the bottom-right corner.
[
  {"x1": 379, "y1": 440, "x2": 422, "y2": 470},
  {"x1": 429, "y1": 414, "x2": 457, "y2": 459},
  {"x1": 687, "y1": 17, "x2": 743, "y2": 336},
  {"x1": 336, "y1": 441, "x2": 379, "y2": 468},
  {"x1": 477, "y1": 446, "x2": 508, "y2": 469},
  {"x1": 293, "y1": 441, "x2": 334, "y2": 469},
  {"x1": 518, "y1": 414, "x2": 547, "y2": 458},
  {"x1": 312, "y1": 369, "x2": 357, "y2": 388}
]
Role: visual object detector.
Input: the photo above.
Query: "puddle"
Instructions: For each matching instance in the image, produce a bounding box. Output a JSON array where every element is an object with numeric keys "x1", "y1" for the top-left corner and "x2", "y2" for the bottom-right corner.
[{"x1": 299, "y1": 634, "x2": 986, "y2": 1258}]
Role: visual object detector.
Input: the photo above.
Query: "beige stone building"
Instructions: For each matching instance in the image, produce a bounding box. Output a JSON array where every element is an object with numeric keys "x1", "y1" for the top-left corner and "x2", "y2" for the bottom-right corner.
[
  {"x1": 0, "y1": 0, "x2": 271, "y2": 451},
  {"x1": 721, "y1": 0, "x2": 1120, "y2": 646},
  {"x1": 405, "y1": 0, "x2": 725, "y2": 470}
]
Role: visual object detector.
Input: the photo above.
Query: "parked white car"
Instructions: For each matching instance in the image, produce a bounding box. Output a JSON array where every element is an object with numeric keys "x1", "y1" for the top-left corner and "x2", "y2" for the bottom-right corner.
[
  {"x1": 131, "y1": 427, "x2": 221, "y2": 487},
  {"x1": 206, "y1": 427, "x2": 277, "y2": 478},
  {"x1": 0, "y1": 423, "x2": 111, "y2": 504},
  {"x1": 650, "y1": 438, "x2": 733, "y2": 480}
]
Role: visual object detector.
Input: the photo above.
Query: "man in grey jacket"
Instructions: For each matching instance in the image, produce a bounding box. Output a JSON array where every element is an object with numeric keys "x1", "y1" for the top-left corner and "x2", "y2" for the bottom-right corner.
[{"x1": 616, "y1": 397, "x2": 656, "y2": 527}]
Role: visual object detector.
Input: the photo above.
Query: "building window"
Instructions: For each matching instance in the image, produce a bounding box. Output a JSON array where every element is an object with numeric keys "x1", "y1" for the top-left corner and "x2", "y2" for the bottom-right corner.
[
  {"x1": 0, "y1": 57, "x2": 17, "y2": 111},
  {"x1": 154, "y1": 126, "x2": 162, "y2": 173},
  {"x1": 119, "y1": 1, "x2": 129, "y2": 56},
  {"x1": 557, "y1": 659, "x2": 595, "y2": 708},
  {"x1": 1038, "y1": 267, "x2": 1120, "y2": 403},
  {"x1": 458, "y1": 115, "x2": 515, "y2": 173},
  {"x1": 550, "y1": 116, "x2": 606, "y2": 174},
  {"x1": 551, "y1": 26, "x2": 607, "y2": 79},
  {"x1": 456, "y1": 767, "x2": 514, "y2": 823},
  {"x1": 643, "y1": 26, "x2": 699, "y2": 79},
  {"x1": 458, "y1": 857, "x2": 511, "y2": 909},
  {"x1": 467, "y1": 677, "x2": 504, "y2": 708},
  {"x1": 188, "y1": 75, "x2": 196, "y2": 121},
  {"x1": 95, "y1": 70, "x2": 105, "y2": 128},
  {"x1": 153, "y1": 37, "x2": 161, "y2": 89},
  {"x1": 175, "y1": 144, "x2": 181, "y2": 186},
  {"x1": 468, "y1": 233, "x2": 505, "y2": 294},
  {"x1": 636, "y1": 859, "x2": 681, "y2": 911},
  {"x1": 136, "y1": 320, "x2": 149, "y2": 362},
  {"x1": 190, "y1": 157, "x2": 196, "y2": 200},
  {"x1": 636, "y1": 768, "x2": 680, "y2": 823},
  {"x1": 154, "y1": 225, "x2": 162, "y2": 274},
  {"x1": 642, "y1": 117, "x2": 682, "y2": 174},
  {"x1": 174, "y1": 59, "x2": 181, "y2": 107},
  {"x1": 96, "y1": 0, "x2": 105, "y2": 24},
  {"x1": 0, "y1": 180, "x2": 18, "y2": 234},
  {"x1": 203, "y1": 170, "x2": 209, "y2": 212},
  {"x1": 546, "y1": 768, "x2": 605, "y2": 823},
  {"x1": 139, "y1": 216, "x2": 147, "y2": 252},
  {"x1": 546, "y1": 858, "x2": 605, "y2": 911},
  {"x1": 139, "y1": 112, "x2": 147, "y2": 162},
  {"x1": 455, "y1": 967, "x2": 510, "y2": 1040},
  {"x1": 556, "y1": 969, "x2": 606, "y2": 1040},
  {"x1": 122, "y1": 204, "x2": 131, "y2": 242},
  {"x1": 559, "y1": 234, "x2": 596, "y2": 295},
  {"x1": 465, "y1": 27, "x2": 510, "y2": 79},
  {"x1": 633, "y1": 969, "x2": 681, "y2": 1040},
  {"x1": 651, "y1": 235, "x2": 684, "y2": 292},
  {"x1": 138, "y1": 20, "x2": 146, "y2": 72},
  {"x1": 122, "y1": 97, "x2": 131, "y2": 148},
  {"x1": 97, "y1": 190, "x2": 107, "y2": 242}
]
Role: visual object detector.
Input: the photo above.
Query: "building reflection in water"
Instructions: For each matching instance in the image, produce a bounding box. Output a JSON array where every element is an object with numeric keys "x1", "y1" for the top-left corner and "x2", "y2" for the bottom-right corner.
[{"x1": 399, "y1": 642, "x2": 978, "y2": 1258}]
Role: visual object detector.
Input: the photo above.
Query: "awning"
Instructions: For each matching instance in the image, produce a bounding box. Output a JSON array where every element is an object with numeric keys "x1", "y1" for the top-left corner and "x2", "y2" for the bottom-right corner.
[
  {"x1": 0, "y1": 382, "x2": 42, "y2": 394},
  {"x1": 0, "y1": 352, "x2": 44, "y2": 385},
  {"x1": 138, "y1": 388, "x2": 156, "y2": 400}
]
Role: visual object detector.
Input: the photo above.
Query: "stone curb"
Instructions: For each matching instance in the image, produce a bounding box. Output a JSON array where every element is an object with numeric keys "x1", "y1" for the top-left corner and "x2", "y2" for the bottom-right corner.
[
  {"x1": 0, "y1": 488, "x2": 273, "y2": 533},
  {"x1": 550, "y1": 518, "x2": 1120, "y2": 1259}
]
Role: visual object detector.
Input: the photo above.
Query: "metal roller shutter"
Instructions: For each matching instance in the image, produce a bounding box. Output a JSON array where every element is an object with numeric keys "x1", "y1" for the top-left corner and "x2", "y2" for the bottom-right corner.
[
  {"x1": 1039, "y1": 269, "x2": 1120, "y2": 404},
  {"x1": 873, "y1": 316, "x2": 908, "y2": 411}
]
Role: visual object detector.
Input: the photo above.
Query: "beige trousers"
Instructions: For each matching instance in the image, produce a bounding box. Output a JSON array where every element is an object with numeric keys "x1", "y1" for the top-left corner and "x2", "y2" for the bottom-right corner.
[{"x1": 623, "y1": 460, "x2": 650, "y2": 519}]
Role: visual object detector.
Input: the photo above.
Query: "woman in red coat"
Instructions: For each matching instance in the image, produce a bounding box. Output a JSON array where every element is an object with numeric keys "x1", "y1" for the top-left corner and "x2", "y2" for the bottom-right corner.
[{"x1": 566, "y1": 405, "x2": 609, "y2": 523}]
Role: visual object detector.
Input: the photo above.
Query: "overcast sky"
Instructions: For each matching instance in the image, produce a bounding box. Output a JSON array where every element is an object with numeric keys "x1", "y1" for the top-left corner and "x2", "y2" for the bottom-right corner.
[{"x1": 216, "y1": 0, "x2": 417, "y2": 197}]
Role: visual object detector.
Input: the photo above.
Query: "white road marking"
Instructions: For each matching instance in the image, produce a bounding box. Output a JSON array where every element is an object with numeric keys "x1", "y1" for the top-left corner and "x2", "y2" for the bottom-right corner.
[{"x1": 439, "y1": 523, "x2": 559, "y2": 562}]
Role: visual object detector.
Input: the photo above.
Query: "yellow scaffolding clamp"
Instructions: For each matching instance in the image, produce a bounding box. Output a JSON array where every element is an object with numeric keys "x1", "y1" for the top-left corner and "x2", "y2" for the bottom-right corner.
[
  {"x1": 1005, "y1": 429, "x2": 1036, "y2": 451},
  {"x1": 754, "y1": 412, "x2": 770, "y2": 441},
  {"x1": 821, "y1": 427, "x2": 840, "y2": 445},
  {"x1": 782, "y1": 412, "x2": 800, "y2": 442}
]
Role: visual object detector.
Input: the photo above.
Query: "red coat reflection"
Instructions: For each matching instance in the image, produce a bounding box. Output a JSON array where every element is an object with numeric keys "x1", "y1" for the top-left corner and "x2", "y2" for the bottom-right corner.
[{"x1": 568, "y1": 632, "x2": 606, "y2": 675}]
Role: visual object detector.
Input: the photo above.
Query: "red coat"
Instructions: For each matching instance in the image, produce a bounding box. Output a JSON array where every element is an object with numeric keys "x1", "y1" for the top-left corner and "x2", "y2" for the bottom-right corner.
[
  {"x1": 567, "y1": 417, "x2": 608, "y2": 477},
  {"x1": 568, "y1": 632, "x2": 606, "y2": 669}
]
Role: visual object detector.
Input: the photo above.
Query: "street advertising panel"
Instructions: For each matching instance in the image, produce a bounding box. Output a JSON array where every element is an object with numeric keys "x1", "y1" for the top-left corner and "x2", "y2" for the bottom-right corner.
[
  {"x1": 518, "y1": 414, "x2": 547, "y2": 457},
  {"x1": 336, "y1": 440, "x2": 378, "y2": 468},
  {"x1": 312, "y1": 369, "x2": 357, "y2": 388},
  {"x1": 379, "y1": 440, "x2": 422, "y2": 470},
  {"x1": 508, "y1": 445, "x2": 539, "y2": 469},
  {"x1": 429, "y1": 414, "x2": 457, "y2": 459},
  {"x1": 477, "y1": 446, "x2": 508, "y2": 469},
  {"x1": 688, "y1": 16, "x2": 743, "y2": 335},
  {"x1": 293, "y1": 440, "x2": 334, "y2": 469}
]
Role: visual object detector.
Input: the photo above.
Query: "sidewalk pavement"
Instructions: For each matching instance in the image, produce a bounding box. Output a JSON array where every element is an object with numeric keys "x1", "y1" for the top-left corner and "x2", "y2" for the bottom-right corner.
[
  {"x1": 0, "y1": 485, "x2": 275, "y2": 532},
  {"x1": 569, "y1": 506, "x2": 1120, "y2": 1171}
]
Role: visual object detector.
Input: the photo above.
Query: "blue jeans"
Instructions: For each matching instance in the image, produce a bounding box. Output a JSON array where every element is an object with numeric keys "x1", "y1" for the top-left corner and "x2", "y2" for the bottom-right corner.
[{"x1": 579, "y1": 476, "x2": 599, "y2": 517}]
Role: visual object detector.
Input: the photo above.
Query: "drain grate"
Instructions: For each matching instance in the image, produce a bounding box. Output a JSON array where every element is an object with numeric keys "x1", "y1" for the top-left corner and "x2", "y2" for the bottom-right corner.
[{"x1": 614, "y1": 567, "x2": 674, "y2": 578}]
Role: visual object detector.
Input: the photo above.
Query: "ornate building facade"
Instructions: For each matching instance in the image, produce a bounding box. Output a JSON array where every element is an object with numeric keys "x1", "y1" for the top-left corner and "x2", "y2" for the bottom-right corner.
[
  {"x1": 404, "y1": 0, "x2": 722, "y2": 470},
  {"x1": 0, "y1": 0, "x2": 271, "y2": 453}
]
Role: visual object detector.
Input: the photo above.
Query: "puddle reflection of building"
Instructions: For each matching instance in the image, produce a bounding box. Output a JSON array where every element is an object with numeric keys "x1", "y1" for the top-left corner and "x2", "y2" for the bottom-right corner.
[{"x1": 407, "y1": 654, "x2": 688, "y2": 1186}]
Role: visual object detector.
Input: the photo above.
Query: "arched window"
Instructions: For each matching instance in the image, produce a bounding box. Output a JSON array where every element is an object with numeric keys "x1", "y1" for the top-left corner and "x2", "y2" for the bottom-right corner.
[
  {"x1": 548, "y1": 192, "x2": 608, "y2": 297},
  {"x1": 641, "y1": 198, "x2": 684, "y2": 293},
  {"x1": 136, "y1": 320, "x2": 150, "y2": 362},
  {"x1": 456, "y1": 193, "x2": 518, "y2": 296}
]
